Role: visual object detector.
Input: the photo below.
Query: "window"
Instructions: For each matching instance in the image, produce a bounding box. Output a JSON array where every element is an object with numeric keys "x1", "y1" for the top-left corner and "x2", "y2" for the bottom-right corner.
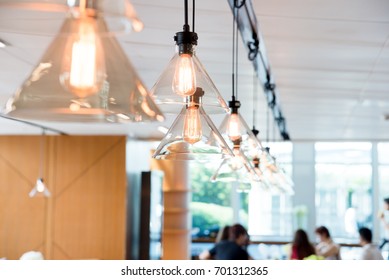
[
  {"x1": 190, "y1": 162, "x2": 234, "y2": 238},
  {"x1": 378, "y1": 143, "x2": 389, "y2": 198},
  {"x1": 315, "y1": 142, "x2": 372, "y2": 240}
]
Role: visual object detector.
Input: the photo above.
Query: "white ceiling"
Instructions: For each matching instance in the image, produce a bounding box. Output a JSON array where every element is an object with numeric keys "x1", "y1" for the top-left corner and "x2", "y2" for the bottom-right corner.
[{"x1": 0, "y1": 0, "x2": 388, "y2": 141}]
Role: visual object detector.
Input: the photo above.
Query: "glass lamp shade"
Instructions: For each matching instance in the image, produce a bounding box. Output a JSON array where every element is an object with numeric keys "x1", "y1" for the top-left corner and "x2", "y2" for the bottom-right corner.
[
  {"x1": 260, "y1": 148, "x2": 294, "y2": 195},
  {"x1": 4, "y1": 14, "x2": 164, "y2": 123},
  {"x1": 29, "y1": 178, "x2": 51, "y2": 197},
  {"x1": 152, "y1": 105, "x2": 233, "y2": 161},
  {"x1": 0, "y1": 0, "x2": 144, "y2": 33},
  {"x1": 150, "y1": 48, "x2": 229, "y2": 114},
  {"x1": 218, "y1": 111, "x2": 263, "y2": 160},
  {"x1": 210, "y1": 147, "x2": 258, "y2": 183},
  {"x1": 251, "y1": 162, "x2": 272, "y2": 191}
]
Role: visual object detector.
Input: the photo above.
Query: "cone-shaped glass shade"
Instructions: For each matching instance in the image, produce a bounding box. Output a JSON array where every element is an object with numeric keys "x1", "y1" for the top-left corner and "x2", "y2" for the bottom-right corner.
[
  {"x1": 210, "y1": 147, "x2": 258, "y2": 183},
  {"x1": 151, "y1": 49, "x2": 229, "y2": 114},
  {"x1": 4, "y1": 15, "x2": 164, "y2": 123},
  {"x1": 0, "y1": 0, "x2": 144, "y2": 33},
  {"x1": 260, "y1": 148, "x2": 294, "y2": 195},
  {"x1": 29, "y1": 178, "x2": 51, "y2": 197},
  {"x1": 152, "y1": 106, "x2": 233, "y2": 161},
  {"x1": 218, "y1": 112, "x2": 263, "y2": 159}
]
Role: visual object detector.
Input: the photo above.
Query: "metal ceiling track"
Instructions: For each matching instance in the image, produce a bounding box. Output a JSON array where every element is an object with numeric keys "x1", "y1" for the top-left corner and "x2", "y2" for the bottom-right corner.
[{"x1": 227, "y1": 0, "x2": 291, "y2": 140}]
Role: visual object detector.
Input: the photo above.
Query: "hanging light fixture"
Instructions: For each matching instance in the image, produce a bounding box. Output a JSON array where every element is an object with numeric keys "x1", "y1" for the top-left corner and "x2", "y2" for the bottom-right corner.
[
  {"x1": 29, "y1": 130, "x2": 51, "y2": 198},
  {"x1": 152, "y1": 0, "x2": 232, "y2": 161},
  {"x1": 4, "y1": 0, "x2": 164, "y2": 123},
  {"x1": 153, "y1": 87, "x2": 233, "y2": 160},
  {"x1": 260, "y1": 147, "x2": 294, "y2": 195},
  {"x1": 150, "y1": 0, "x2": 228, "y2": 114},
  {"x1": 212, "y1": 2, "x2": 259, "y2": 184},
  {"x1": 259, "y1": 93, "x2": 294, "y2": 195}
]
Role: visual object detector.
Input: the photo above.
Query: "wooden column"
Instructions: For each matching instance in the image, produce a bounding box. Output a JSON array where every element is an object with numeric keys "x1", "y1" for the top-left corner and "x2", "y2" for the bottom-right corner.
[{"x1": 150, "y1": 159, "x2": 191, "y2": 260}]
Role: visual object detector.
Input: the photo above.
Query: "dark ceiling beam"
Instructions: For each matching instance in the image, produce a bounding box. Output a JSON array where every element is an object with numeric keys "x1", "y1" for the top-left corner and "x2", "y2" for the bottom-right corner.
[{"x1": 227, "y1": 0, "x2": 291, "y2": 141}]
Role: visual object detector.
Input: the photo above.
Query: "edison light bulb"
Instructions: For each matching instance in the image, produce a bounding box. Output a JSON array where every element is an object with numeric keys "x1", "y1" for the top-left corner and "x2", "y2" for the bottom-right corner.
[
  {"x1": 228, "y1": 113, "x2": 241, "y2": 141},
  {"x1": 183, "y1": 106, "x2": 202, "y2": 144},
  {"x1": 172, "y1": 53, "x2": 196, "y2": 96},
  {"x1": 60, "y1": 17, "x2": 106, "y2": 98}
]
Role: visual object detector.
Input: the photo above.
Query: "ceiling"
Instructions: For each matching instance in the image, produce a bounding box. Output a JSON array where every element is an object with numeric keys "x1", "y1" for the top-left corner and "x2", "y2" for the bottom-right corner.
[{"x1": 0, "y1": 0, "x2": 388, "y2": 141}]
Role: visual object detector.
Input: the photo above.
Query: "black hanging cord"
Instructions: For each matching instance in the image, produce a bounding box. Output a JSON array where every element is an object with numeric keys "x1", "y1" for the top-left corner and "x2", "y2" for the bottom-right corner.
[
  {"x1": 235, "y1": 7, "x2": 239, "y2": 100},
  {"x1": 184, "y1": 0, "x2": 189, "y2": 29},
  {"x1": 192, "y1": 0, "x2": 195, "y2": 33},
  {"x1": 231, "y1": 3, "x2": 236, "y2": 100},
  {"x1": 252, "y1": 69, "x2": 257, "y2": 128}
]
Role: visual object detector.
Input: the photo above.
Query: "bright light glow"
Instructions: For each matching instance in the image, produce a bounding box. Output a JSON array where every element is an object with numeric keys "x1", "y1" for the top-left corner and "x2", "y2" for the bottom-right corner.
[
  {"x1": 228, "y1": 113, "x2": 241, "y2": 141},
  {"x1": 0, "y1": 41, "x2": 6, "y2": 48},
  {"x1": 60, "y1": 18, "x2": 106, "y2": 98},
  {"x1": 172, "y1": 53, "x2": 196, "y2": 96},
  {"x1": 229, "y1": 148, "x2": 244, "y2": 170},
  {"x1": 36, "y1": 179, "x2": 45, "y2": 193},
  {"x1": 183, "y1": 106, "x2": 202, "y2": 144}
]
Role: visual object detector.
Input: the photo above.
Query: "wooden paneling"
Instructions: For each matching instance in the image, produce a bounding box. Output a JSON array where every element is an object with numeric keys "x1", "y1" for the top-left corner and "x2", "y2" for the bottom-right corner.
[
  {"x1": 0, "y1": 137, "x2": 46, "y2": 260},
  {"x1": 0, "y1": 136, "x2": 126, "y2": 260}
]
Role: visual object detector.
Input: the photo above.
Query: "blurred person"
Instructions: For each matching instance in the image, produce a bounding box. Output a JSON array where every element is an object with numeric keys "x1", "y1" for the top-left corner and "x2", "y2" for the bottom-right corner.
[
  {"x1": 358, "y1": 227, "x2": 383, "y2": 260},
  {"x1": 199, "y1": 224, "x2": 251, "y2": 260},
  {"x1": 215, "y1": 225, "x2": 230, "y2": 243},
  {"x1": 290, "y1": 229, "x2": 316, "y2": 260},
  {"x1": 315, "y1": 226, "x2": 341, "y2": 260},
  {"x1": 198, "y1": 225, "x2": 230, "y2": 260},
  {"x1": 378, "y1": 198, "x2": 389, "y2": 257}
]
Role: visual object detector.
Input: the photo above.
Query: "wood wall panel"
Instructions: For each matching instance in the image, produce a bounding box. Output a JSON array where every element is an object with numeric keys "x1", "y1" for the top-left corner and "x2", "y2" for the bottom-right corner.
[
  {"x1": 0, "y1": 137, "x2": 46, "y2": 260},
  {"x1": 0, "y1": 136, "x2": 126, "y2": 260}
]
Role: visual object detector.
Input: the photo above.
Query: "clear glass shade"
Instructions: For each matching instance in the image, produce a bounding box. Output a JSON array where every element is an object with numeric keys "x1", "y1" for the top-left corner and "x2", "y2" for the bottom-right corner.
[
  {"x1": 210, "y1": 147, "x2": 258, "y2": 183},
  {"x1": 29, "y1": 178, "x2": 51, "y2": 197},
  {"x1": 218, "y1": 112, "x2": 263, "y2": 160},
  {"x1": 0, "y1": 0, "x2": 144, "y2": 33},
  {"x1": 4, "y1": 14, "x2": 164, "y2": 122},
  {"x1": 260, "y1": 148, "x2": 294, "y2": 195},
  {"x1": 152, "y1": 105, "x2": 233, "y2": 161},
  {"x1": 150, "y1": 48, "x2": 229, "y2": 114}
]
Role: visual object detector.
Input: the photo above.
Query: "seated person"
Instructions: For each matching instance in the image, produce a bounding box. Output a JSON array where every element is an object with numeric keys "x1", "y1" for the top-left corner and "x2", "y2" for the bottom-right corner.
[
  {"x1": 290, "y1": 229, "x2": 316, "y2": 260},
  {"x1": 358, "y1": 227, "x2": 383, "y2": 260},
  {"x1": 315, "y1": 226, "x2": 341, "y2": 260},
  {"x1": 199, "y1": 224, "x2": 251, "y2": 260}
]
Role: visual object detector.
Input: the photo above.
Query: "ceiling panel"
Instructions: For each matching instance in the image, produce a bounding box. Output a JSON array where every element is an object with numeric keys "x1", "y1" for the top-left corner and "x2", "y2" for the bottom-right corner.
[{"x1": 0, "y1": 0, "x2": 387, "y2": 141}]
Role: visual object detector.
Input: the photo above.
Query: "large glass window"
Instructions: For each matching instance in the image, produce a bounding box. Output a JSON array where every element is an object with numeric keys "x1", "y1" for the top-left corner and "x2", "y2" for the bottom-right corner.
[
  {"x1": 190, "y1": 162, "x2": 233, "y2": 238},
  {"x1": 248, "y1": 142, "x2": 294, "y2": 239},
  {"x1": 378, "y1": 143, "x2": 389, "y2": 198},
  {"x1": 315, "y1": 142, "x2": 372, "y2": 240},
  {"x1": 378, "y1": 143, "x2": 389, "y2": 248}
]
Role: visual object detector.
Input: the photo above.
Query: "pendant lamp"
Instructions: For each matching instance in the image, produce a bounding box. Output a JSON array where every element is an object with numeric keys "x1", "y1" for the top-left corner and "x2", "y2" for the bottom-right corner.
[
  {"x1": 4, "y1": 0, "x2": 164, "y2": 123},
  {"x1": 153, "y1": 87, "x2": 233, "y2": 161},
  {"x1": 261, "y1": 147, "x2": 294, "y2": 195},
  {"x1": 152, "y1": 0, "x2": 232, "y2": 161},
  {"x1": 29, "y1": 130, "x2": 51, "y2": 198},
  {"x1": 150, "y1": 0, "x2": 228, "y2": 114},
  {"x1": 210, "y1": 144, "x2": 257, "y2": 184},
  {"x1": 212, "y1": 3, "x2": 258, "y2": 182}
]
